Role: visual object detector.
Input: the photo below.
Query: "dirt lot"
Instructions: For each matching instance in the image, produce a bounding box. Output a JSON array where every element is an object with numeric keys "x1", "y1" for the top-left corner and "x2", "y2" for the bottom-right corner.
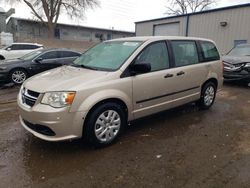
[{"x1": 0, "y1": 84, "x2": 250, "y2": 188}]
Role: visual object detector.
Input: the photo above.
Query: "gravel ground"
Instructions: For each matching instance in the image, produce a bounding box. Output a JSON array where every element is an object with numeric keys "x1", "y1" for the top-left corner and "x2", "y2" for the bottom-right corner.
[{"x1": 0, "y1": 83, "x2": 250, "y2": 188}]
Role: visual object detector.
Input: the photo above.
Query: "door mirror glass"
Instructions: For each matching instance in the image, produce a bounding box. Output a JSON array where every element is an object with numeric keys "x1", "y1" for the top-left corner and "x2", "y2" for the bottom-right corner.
[{"x1": 130, "y1": 63, "x2": 151, "y2": 75}]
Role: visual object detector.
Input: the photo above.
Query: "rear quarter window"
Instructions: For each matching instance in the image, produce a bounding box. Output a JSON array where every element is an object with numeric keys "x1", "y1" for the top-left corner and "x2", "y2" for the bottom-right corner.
[{"x1": 200, "y1": 41, "x2": 220, "y2": 61}]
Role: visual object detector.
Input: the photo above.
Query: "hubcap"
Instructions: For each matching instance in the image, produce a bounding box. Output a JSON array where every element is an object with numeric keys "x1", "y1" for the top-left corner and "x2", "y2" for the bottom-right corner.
[
  {"x1": 204, "y1": 86, "x2": 215, "y2": 106},
  {"x1": 12, "y1": 71, "x2": 26, "y2": 84},
  {"x1": 94, "y1": 110, "x2": 121, "y2": 143}
]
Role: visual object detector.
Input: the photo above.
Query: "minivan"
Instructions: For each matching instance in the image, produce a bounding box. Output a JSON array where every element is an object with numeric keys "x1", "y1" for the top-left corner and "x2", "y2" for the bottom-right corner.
[{"x1": 18, "y1": 36, "x2": 223, "y2": 147}]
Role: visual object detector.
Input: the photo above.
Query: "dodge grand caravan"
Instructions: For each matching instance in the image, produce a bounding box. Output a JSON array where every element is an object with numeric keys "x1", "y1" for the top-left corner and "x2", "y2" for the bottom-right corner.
[{"x1": 18, "y1": 36, "x2": 223, "y2": 147}]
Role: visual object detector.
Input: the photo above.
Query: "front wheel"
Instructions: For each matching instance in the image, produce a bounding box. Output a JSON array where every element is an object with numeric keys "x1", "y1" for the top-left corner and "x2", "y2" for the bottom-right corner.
[
  {"x1": 198, "y1": 82, "x2": 217, "y2": 110},
  {"x1": 10, "y1": 69, "x2": 28, "y2": 85},
  {"x1": 83, "y1": 102, "x2": 126, "y2": 147}
]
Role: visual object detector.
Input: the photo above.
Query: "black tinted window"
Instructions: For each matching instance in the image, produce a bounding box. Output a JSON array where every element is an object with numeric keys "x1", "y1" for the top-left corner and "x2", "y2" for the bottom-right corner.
[
  {"x1": 23, "y1": 45, "x2": 41, "y2": 50},
  {"x1": 8, "y1": 45, "x2": 22, "y2": 50},
  {"x1": 7, "y1": 44, "x2": 41, "y2": 50},
  {"x1": 172, "y1": 41, "x2": 199, "y2": 67},
  {"x1": 61, "y1": 51, "x2": 80, "y2": 58},
  {"x1": 40, "y1": 51, "x2": 59, "y2": 60},
  {"x1": 135, "y1": 41, "x2": 169, "y2": 71},
  {"x1": 200, "y1": 41, "x2": 220, "y2": 61}
]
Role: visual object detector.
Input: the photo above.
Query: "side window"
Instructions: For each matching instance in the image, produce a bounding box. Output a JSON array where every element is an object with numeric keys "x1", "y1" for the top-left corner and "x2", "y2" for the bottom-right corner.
[
  {"x1": 23, "y1": 45, "x2": 40, "y2": 50},
  {"x1": 61, "y1": 51, "x2": 81, "y2": 58},
  {"x1": 134, "y1": 41, "x2": 169, "y2": 72},
  {"x1": 9, "y1": 45, "x2": 22, "y2": 50},
  {"x1": 40, "y1": 51, "x2": 59, "y2": 60},
  {"x1": 200, "y1": 41, "x2": 220, "y2": 61},
  {"x1": 5, "y1": 45, "x2": 13, "y2": 50},
  {"x1": 171, "y1": 41, "x2": 199, "y2": 67}
]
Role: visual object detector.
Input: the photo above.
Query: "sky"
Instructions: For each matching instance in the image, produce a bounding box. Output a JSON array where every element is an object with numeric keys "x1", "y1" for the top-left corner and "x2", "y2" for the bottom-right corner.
[{"x1": 0, "y1": 0, "x2": 250, "y2": 32}]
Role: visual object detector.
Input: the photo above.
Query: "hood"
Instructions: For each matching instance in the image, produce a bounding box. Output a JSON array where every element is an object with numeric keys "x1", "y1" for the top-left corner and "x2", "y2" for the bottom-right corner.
[
  {"x1": 24, "y1": 66, "x2": 112, "y2": 93},
  {"x1": 0, "y1": 58, "x2": 24, "y2": 65},
  {"x1": 222, "y1": 55, "x2": 250, "y2": 65}
]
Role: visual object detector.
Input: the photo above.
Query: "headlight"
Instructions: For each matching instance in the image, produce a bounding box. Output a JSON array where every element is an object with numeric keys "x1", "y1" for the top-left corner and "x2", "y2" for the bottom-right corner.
[
  {"x1": 41, "y1": 91, "x2": 76, "y2": 108},
  {"x1": 244, "y1": 63, "x2": 250, "y2": 68}
]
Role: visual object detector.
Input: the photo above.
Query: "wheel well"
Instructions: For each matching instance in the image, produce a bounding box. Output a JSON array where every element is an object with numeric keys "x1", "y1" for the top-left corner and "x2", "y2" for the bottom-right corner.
[
  {"x1": 202, "y1": 78, "x2": 218, "y2": 90},
  {"x1": 83, "y1": 98, "x2": 128, "y2": 126},
  {"x1": 0, "y1": 55, "x2": 5, "y2": 60},
  {"x1": 8, "y1": 68, "x2": 29, "y2": 79}
]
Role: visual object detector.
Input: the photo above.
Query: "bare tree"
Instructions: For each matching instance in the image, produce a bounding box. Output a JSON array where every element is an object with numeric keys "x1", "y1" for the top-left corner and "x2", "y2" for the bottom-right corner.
[
  {"x1": 9, "y1": 0, "x2": 99, "y2": 38},
  {"x1": 165, "y1": 0, "x2": 217, "y2": 15}
]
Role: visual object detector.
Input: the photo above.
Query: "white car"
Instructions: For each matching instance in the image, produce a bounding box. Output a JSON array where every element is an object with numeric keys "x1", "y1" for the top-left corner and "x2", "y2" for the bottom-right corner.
[{"x1": 0, "y1": 43, "x2": 44, "y2": 60}]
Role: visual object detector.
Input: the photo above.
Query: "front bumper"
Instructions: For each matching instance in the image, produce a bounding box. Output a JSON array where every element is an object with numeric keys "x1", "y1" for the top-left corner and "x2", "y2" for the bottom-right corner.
[
  {"x1": 0, "y1": 72, "x2": 9, "y2": 83},
  {"x1": 223, "y1": 70, "x2": 250, "y2": 82},
  {"x1": 18, "y1": 93, "x2": 87, "y2": 141}
]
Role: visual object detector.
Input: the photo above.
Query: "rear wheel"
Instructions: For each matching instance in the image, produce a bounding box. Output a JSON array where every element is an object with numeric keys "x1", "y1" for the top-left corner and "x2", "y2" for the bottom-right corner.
[
  {"x1": 83, "y1": 102, "x2": 126, "y2": 147},
  {"x1": 10, "y1": 69, "x2": 28, "y2": 85},
  {"x1": 198, "y1": 82, "x2": 217, "y2": 110}
]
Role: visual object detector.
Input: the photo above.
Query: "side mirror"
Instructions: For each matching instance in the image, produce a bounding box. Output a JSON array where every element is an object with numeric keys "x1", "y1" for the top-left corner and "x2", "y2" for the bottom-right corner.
[
  {"x1": 35, "y1": 57, "x2": 43, "y2": 63},
  {"x1": 6, "y1": 48, "x2": 11, "y2": 51},
  {"x1": 130, "y1": 63, "x2": 151, "y2": 75}
]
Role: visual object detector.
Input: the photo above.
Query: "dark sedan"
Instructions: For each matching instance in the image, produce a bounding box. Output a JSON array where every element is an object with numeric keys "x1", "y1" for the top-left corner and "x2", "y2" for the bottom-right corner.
[
  {"x1": 0, "y1": 49, "x2": 81, "y2": 84},
  {"x1": 223, "y1": 44, "x2": 250, "y2": 84}
]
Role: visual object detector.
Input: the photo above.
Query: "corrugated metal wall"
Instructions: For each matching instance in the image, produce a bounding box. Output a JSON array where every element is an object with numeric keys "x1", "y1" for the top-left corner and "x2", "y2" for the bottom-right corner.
[
  {"x1": 136, "y1": 17, "x2": 187, "y2": 36},
  {"x1": 136, "y1": 6, "x2": 250, "y2": 54},
  {"x1": 188, "y1": 7, "x2": 250, "y2": 53}
]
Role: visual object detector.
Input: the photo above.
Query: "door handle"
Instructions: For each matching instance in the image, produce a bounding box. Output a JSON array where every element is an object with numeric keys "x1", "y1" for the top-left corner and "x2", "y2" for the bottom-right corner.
[
  {"x1": 176, "y1": 71, "x2": 185, "y2": 76},
  {"x1": 164, "y1": 73, "x2": 174, "y2": 78}
]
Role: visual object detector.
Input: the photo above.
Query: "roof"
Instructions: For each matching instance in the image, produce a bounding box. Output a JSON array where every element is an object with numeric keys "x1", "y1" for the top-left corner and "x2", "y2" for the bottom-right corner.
[
  {"x1": 8, "y1": 17, "x2": 135, "y2": 34},
  {"x1": 110, "y1": 36, "x2": 214, "y2": 43},
  {"x1": 12, "y1": 42, "x2": 43, "y2": 46},
  {"x1": 36, "y1": 48, "x2": 81, "y2": 53},
  {"x1": 135, "y1": 3, "x2": 250, "y2": 24}
]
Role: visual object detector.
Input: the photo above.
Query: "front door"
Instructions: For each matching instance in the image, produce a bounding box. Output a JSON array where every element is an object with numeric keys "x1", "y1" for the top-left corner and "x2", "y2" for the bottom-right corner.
[
  {"x1": 31, "y1": 51, "x2": 61, "y2": 74},
  {"x1": 132, "y1": 41, "x2": 176, "y2": 119}
]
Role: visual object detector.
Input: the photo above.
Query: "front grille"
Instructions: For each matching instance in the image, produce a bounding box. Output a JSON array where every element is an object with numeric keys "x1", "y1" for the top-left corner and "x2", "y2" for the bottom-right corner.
[
  {"x1": 22, "y1": 88, "x2": 40, "y2": 107},
  {"x1": 223, "y1": 62, "x2": 244, "y2": 72},
  {"x1": 23, "y1": 119, "x2": 56, "y2": 136},
  {"x1": 27, "y1": 90, "x2": 40, "y2": 98}
]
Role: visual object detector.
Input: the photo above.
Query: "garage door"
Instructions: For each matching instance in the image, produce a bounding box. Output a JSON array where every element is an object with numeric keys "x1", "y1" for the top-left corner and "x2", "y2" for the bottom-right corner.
[{"x1": 154, "y1": 22, "x2": 180, "y2": 36}]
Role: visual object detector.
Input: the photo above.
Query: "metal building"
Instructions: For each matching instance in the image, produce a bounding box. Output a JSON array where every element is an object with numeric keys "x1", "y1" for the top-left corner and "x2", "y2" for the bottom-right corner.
[
  {"x1": 7, "y1": 17, "x2": 135, "y2": 43},
  {"x1": 135, "y1": 3, "x2": 250, "y2": 54}
]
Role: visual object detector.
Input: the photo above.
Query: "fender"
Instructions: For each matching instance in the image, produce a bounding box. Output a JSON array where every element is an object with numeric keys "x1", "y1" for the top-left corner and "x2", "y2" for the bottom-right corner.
[{"x1": 71, "y1": 89, "x2": 134, "y2": 120}]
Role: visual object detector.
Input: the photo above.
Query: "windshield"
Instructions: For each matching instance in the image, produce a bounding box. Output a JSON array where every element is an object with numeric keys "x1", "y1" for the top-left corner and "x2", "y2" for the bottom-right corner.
[
  {"x1": 228, "y1": 45, "x2": 250, "y2": 56},
  {"x1": 73, "y1": 41, "x2": 142, "y2": 71},
  {"x1": 19, "y1": 50, "x2": 43, "y2": 60}
]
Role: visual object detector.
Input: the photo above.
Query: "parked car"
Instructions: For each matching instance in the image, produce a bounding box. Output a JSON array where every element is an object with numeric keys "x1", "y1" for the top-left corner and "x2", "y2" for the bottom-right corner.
[
  {"x1": 223, "y1": 44, "x2": 250, "y2": 83},
  {"x1": 0, "y1": 43, "x2": 44, "y2": 60},
  {"x1": 0, "y1": 49, "x2": 81, "y2": 84},
  {"x1": 18, "y1": 36, "x2": 223, "y2": 147}
]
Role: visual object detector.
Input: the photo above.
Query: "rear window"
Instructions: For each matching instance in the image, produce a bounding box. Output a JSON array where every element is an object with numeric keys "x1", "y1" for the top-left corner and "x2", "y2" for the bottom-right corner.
[
  {"x1": 171, "y1": 41, "x2": 199, "y2": 67},
  {"x1": 200, "y1": 41, "x2": 220, "y2": 61}
]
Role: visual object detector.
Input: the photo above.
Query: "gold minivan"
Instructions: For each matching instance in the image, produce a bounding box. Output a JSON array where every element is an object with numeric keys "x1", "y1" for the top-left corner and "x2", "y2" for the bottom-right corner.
[{"x1": 18, "y1": 36, "x2": 223, "y2": 147}]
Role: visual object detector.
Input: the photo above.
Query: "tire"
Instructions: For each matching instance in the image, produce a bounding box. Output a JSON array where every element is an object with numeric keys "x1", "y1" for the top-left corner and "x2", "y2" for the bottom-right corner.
[
  {"x1": 83, "y1": 102, "x2": 126, "y2": 147},
  {"x1": 198, "y1": 82, "x2": 217, "y2": 110},
  {"x1": 9, "y1": 69, "x2": 28, "y2": 85}
]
